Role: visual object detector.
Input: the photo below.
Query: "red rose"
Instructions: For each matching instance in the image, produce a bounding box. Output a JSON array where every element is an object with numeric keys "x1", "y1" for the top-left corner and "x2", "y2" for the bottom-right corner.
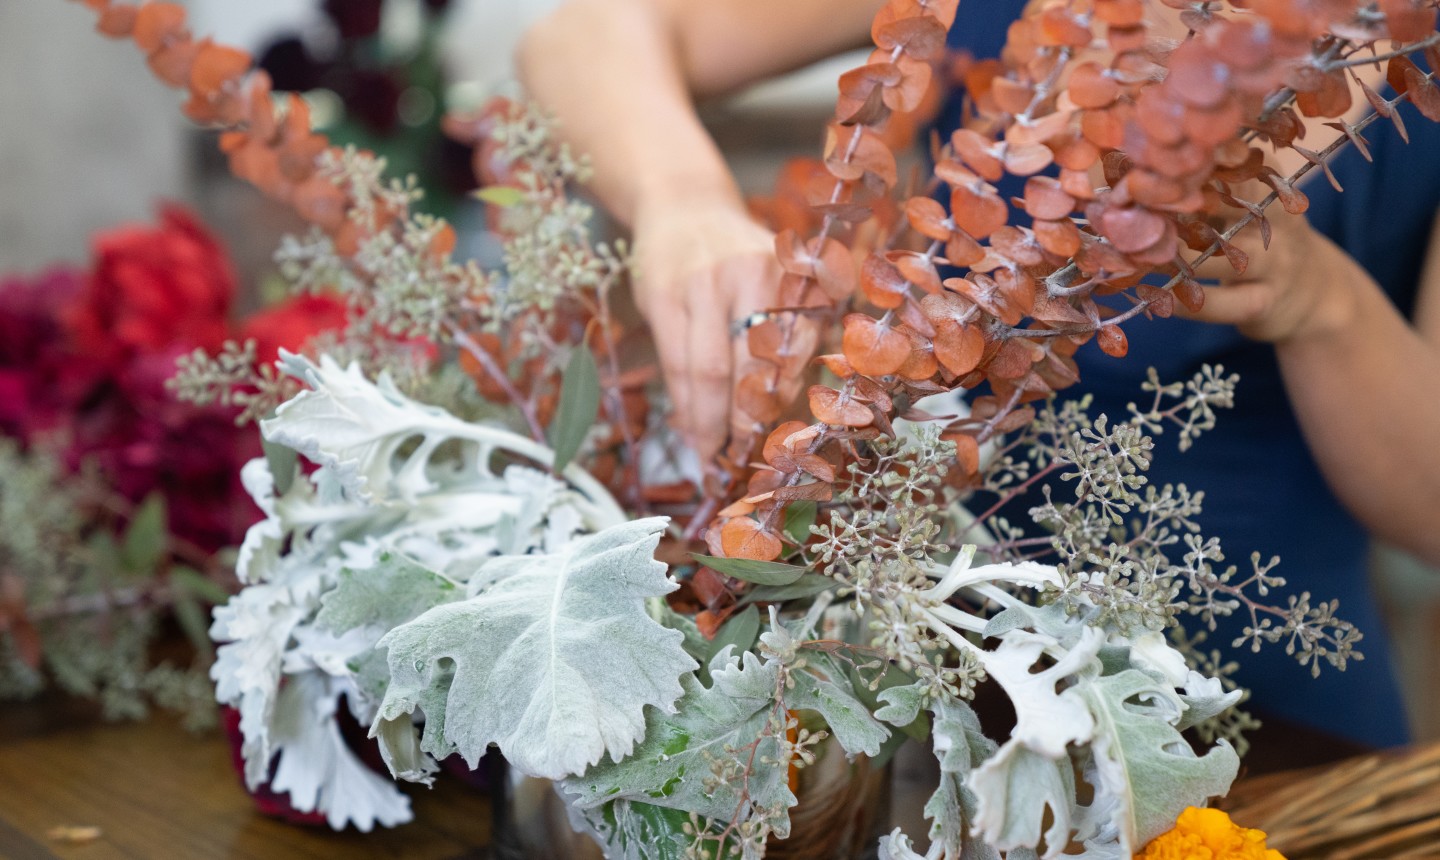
[
  {"x1": 238, "y1": 293, "x2": 351, "y2": 365},
  {"x1": 70, "y1": 204, "x2": 235, "y2": 361}
]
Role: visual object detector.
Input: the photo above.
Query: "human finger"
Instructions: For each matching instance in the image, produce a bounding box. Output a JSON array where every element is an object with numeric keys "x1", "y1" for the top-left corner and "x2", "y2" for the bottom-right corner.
[
  {"x1": 1175, "y1": 280, "x2": 1276, "y2": 331},
  {"x1": 644, "y1": 287, "x2": 696, "y2": 449},
  {"x1": 684, "y1": 270, "x2": 736, "y2": 463}
]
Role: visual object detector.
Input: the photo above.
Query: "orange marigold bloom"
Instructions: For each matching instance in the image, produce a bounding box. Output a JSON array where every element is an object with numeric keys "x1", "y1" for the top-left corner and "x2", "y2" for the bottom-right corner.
[{"x1": 1136, "y1": 807, "x2": 1285, "y2": 860}]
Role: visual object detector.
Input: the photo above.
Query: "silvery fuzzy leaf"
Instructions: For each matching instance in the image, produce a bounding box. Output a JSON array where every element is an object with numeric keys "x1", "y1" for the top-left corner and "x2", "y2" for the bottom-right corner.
[
  {"x1": 1076, "y1": 670, "x2": 1239, "y2": 851},
  {"x1": 787, "y1": 652, "x2": 890, "y2": 759},
  {"x1": 237, "y1": 458, "x2": 284, "y2": 584},
  {"x1": 211, "y1": 580, "x2": 312, "y2": 788},
  {"x1": 874, "y1": 683, "x2": 926, "y2": 728},
  {"x1": 926, "y1": 697, "x2": 999, "y2": 860},
  {"x1": 878, "y1": 829, "x2": 927, "y2": 860},
  {"x1": 1175, "y1": 671, "x2": 1243, "y2": 732},
  {"x1": 568, "y1": 798, "x2": 713, "y2": 860},
  {"x1": 980, "y1": 627, "x2": 1103, "y2": 759},
  {"x1": 315, "y1": 553, "x2": 461, "y2": 635},
  {"x1": 372, "y1": 518, "x2": 695, "y2": 781},
  {"x1": 563, "y1": 648, "x2": 796, "y2": 836},
  {"x1": 1125, "y1": 632, "x2": 1189, "y2": 686},
  {"x1": 265, "y1": 355, "x2": 480, "y2": 503},
  {"x1": 968, "y1": 743, "x2": 1077, "y2": 857},
  {"x1": 263, "y1": 355, "x2": 624, "y2": 528},
  {"x1": 268, "y1": 671, "x2": 416, "y2": 830},
  {"x1": 283, "y1": 625, "x2": 375, "y2": 679}
]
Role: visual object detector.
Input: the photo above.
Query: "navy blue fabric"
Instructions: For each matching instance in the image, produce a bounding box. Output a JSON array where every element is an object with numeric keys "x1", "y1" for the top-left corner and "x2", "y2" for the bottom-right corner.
[{"x1": 937, "y1": 4, "x2": 1440, "y2": 746}]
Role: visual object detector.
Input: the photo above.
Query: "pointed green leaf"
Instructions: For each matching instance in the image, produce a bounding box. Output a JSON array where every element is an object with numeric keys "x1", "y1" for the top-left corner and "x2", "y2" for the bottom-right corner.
[
  {"x1": 474, "y1": 186, "x2": 526, "y2": 207},
  {"x1": 692, "y1": 555, "x2": 807, "y2": 586},
  {"x1": 738, "y1": 574, "x2": 837, "y2": 605},
  {"x1": 706, "y1": 605, "x2": 760, "y2": 667},
  {"x1": 549, "y1": 347, "x2": 602, "y2": 473},
  {"x1": 782, "y1": 500, "x2": 817, "y2": 546},
  {"x1": 121, "y1": 494, "x2": 168, "y2": 574}
]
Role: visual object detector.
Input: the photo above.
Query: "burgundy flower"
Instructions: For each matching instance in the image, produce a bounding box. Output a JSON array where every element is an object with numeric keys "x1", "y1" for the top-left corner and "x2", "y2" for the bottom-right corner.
[
  {"x1": 322, "y1": 0, "x2": 384, "y2": 40},
  {"x1": 0, "y1": 268, "x2": 103, "y2": 442}
]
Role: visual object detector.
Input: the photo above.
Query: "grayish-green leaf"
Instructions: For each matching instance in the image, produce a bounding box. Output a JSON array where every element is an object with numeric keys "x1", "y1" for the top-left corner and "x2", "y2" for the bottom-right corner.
[
  {"x1": 372, "y1": 518, "x2": 696, "y2": 780},
  {"x1": 692, "y1": 555, "x2": 807, "y2": 586},
  {"x1": 121, "y1": 494, "x2": 168, "y2": 574},
  {"x1": 315, "y1": 554, "x2": 460, "y2": 634},
  {"x1": 568, "y1": 799, "x2": 722, "y2": 860},
  {"x1": 548, "y1": 347, "x2": 601, "y2": 473},
  {"x1": 262, "y1": 436, "x2": 299, "y2": 496},
  {"x1": 563, "y1": 648, "x2": 797, "y2": 836},
  {"x1": 968, "y1": 744, "x2": 1076, "y2": 857},
  {"x1": 788, "y1": 653, "x2": 889, "y2": 758},
  {"x1": 1076, "y1": 670, "x2": 1239, "y2": 851}
]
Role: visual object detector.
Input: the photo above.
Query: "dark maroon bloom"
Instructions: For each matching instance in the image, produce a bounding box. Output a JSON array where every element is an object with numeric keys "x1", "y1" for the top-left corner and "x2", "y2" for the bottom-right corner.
[{"x1": 322, "y1": 0, "x2": 384, "y2": 40}]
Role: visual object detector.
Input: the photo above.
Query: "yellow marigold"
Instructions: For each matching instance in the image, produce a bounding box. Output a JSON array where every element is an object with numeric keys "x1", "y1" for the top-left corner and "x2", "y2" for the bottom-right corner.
[{"x1": 1135, "y1": 807, "x2": 1286, "y2": 860}]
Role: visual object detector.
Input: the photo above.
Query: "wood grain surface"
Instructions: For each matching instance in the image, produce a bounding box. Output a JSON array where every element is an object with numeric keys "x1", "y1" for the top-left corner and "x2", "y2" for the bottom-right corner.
[{"x1": 0, "y1": 696, "x2": 492, "y2": 860}]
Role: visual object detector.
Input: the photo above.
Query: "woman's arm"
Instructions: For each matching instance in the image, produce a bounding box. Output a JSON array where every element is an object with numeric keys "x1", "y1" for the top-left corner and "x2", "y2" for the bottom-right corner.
[
  {"x1": 1191, "y1": 210, "x2": 1440, "y2": 566},
  {"x1": 518, "y1": 0, "x2": 881, "y2": 462}
]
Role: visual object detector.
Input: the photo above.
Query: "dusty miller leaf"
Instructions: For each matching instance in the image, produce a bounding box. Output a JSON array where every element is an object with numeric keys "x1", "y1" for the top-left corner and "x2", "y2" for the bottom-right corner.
[
  {"x1": 968, "y1": 743, "x2": 1077, "y2": 857},
  {"x1": 563, "y1": 647, "x2": 797, "y2": 837},
  {"x1": 1076, "y1": 669, "x2": 1239, "y2": 851},
  {"x1": 787, "y1": 652, "x2": 890, "y2": 759},
  {"x1": 268, "y1": 671, "x2": 414, "y2": 831},
  {"x1": 315, "y1": 553, "x2": 460, "y2": 634},
  {"x1": 372, "y1": 517, "x2": 696, "y2": 780},
  {"x1": 568, "y1": 798, "x2": 722, "y2": 860}
]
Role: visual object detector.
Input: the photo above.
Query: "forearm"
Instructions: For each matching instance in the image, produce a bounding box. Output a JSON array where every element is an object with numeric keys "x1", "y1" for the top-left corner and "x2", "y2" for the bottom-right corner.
[
  {"x1": 1274, "y1": 239, "x2": 1440, "y2": 565},
  {"x1": 517, "y1": 0, "x2": 742, "y2": 227}
]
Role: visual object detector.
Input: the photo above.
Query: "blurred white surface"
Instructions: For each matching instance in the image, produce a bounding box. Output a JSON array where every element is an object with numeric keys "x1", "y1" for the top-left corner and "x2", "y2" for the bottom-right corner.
[{"x1": 0, "y1": 1, "x2": 186, "y2": 272}]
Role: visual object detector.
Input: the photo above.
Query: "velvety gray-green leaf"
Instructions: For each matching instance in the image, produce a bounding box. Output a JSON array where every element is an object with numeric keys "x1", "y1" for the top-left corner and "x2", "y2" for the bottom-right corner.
[
  {"x1": 372, "y1": 518, "x2": 695, "y2": 781},
  {"x1": 1077, "y1": 670, "x2": 1239, "y2": 850},
  {"x1": 568, "y1": 799, "x2": 723, "y2": 860},
  {"x1": 968, "y1": 744, "x2": 1076, "y2": 856},
  {"x1": 315, "y1": 554, "x2": 460, "y2": 634},
  {"x1": 262, "y1": 436, "x2": 298, "y2": 496},
  {"x1": 563, "y1": 649, "x2": 796, "y2": 835},
  {"x1": 788, "y1": 653, "x2": 889, "y2": 758}
]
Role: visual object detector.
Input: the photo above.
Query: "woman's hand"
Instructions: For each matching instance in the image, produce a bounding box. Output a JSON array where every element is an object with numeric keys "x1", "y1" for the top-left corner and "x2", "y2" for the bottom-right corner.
[
  {"x1": 631, "y1": 192, "x2": 783, "y2": 462},
  {"x1": 1186, "y1": 206, "x2": 1361, "y2": 344}
]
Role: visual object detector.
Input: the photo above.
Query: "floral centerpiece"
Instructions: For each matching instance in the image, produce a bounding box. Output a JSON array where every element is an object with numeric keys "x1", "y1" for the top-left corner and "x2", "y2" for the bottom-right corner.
[{"x1": 51, "y1": 0, "x2": 1440, "y2": 857}]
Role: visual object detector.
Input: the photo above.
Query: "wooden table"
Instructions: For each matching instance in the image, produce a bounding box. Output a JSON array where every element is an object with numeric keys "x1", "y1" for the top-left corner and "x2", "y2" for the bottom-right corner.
[
  {"x1": 0, "y1": 697, "x2": 493, "y2": 860},
  {"x1": 0, "y1": 693, "x2": 1382, "y2": 860}
]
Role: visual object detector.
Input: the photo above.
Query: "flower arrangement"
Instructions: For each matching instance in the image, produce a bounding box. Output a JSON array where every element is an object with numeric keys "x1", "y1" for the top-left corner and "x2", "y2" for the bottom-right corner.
[
  {"x1": 0, "y1": 204, "x2": 346, "y2": 725},
  {"x1": 50, "y1": 0, "x2": 1440, "y2": 857}
]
